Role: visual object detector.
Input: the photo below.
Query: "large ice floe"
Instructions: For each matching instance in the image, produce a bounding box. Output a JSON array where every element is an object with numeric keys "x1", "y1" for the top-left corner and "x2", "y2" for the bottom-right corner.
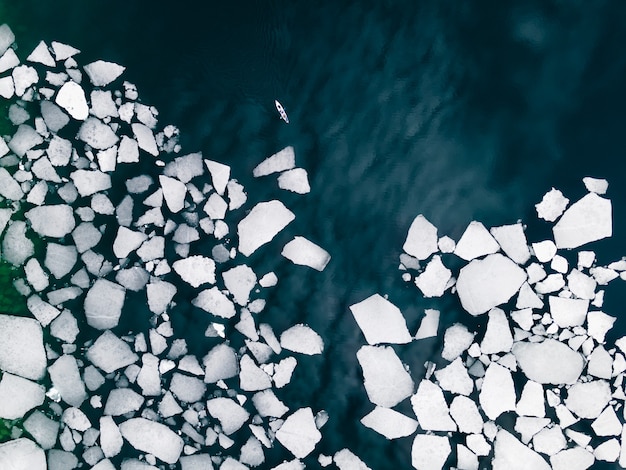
[
  {"x1": 350, "y1": 177, "x2": 626, "y2": 469},
  {"x1": 0, "y1": 24, "x2": 339, "y2": 469}
]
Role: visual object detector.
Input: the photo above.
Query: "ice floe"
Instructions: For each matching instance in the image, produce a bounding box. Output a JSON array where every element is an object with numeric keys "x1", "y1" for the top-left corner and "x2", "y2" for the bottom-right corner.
[
  {"x1": 281, "y1": 236, "x2": 331, "y2": 271},
  {"x1": 349, "y1": 294, "x2": 412, "y2": 345}
]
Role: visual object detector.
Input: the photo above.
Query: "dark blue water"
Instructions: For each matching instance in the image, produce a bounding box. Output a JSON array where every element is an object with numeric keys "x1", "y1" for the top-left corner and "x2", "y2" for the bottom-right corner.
[{"x1": 3, "y1": 1, "x2": 626, "y2": 468}]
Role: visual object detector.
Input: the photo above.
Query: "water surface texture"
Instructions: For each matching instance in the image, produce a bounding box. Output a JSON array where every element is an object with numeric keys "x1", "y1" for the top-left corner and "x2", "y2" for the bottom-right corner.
[{"x1": 2, "y1": 1, "x2": 626, "y2": 468}]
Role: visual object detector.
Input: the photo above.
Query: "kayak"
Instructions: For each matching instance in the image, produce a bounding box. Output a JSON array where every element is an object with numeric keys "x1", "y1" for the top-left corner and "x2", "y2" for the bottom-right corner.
[{"x1": 275, "y1": 100, "x2": 289, "y2": 123}]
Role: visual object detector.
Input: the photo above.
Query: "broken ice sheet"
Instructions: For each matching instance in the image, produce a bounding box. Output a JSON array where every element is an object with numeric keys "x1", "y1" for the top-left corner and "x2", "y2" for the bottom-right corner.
[
  {"x1": 357, "y1": 345, "x2": 414, "y2": 407},
  {"x1": 276, "y1": 407, "x2": 322, "y2": 459},
  {"x1": 281, "y1": 236, "x2": 331, "y2": 271},
  {"x1": 280, "y1": 324, "x2": 324, "y2": 355},
  {"x1": 349, "y1": 294, "x2": 412, "y2": 345},
  {"x1": 360, "y1": 407, "x2": 418, "y2": 439},
  {"x1": 553, "y1": 192, "x2": 612, "y2": 249},
  {"x1": 238, "y1": 200, "x2": 295, "y2": 256}
]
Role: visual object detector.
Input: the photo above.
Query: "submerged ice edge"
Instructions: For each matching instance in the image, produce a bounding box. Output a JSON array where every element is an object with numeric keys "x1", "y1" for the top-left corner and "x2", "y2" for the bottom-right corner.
[
  {"x1": 0, "y1": 23, "x2": 349, "y2": 469},
  {"x1": 352, "y1": 177, "x2": 626, "y2": 469}
]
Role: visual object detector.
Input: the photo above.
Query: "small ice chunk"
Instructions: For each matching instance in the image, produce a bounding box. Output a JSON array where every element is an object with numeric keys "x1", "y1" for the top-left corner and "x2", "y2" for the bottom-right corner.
[
  {"x1": 48, "y1": 354, "x2": 87, "y2": 407},
  {"x1": 78, "y1": 117, "x2": 119, "y2": 149},
  {"x1": 512, "y1": 339, "x2": 583, "y2": 384},
  {"x1": 549, "y1": 296, "x2": 588, "y2": 328},
  {"x1": 45, "y1": 243, "x2": 77, "y2": 279},
  {"x1": 591, "y1": 405, "x2": 621, "y2": 436},
  {"x1": 414, "y1": 255, "x2": 451, "y2": 297},
  {"x1": 0, "y1": 24, "x2": 15, "y2": 56},
  {"x1": 550, "y1": 447, "x2": 595, "y2": 470},
  {"x1": 273, "y1": 357, "x2": 297, "y2": 388},
  {"x1": 159, "y1": 175, "x2": 187, "y2": 213},
  {"x1": 26, "y1": 205, "x2": 75, "y2": 238},
  {"x1": 567, "y1": 269, "x2": 597, "y2": 299},
  {"x1": 71, "y1": 169, "x2": 112, "y2": 196},
  {"x1": 349, "y1": 294, "x2": 412, "y2": 345},
  {"x1": 173, "y1": 255, "x2": 215, "y2": 287},
  {"x1": 411, "y1": 380, "x2": 457, "y2": 431},
  {"x1": 535, "y1": 188, "x2": 569, "y2": 222},
  {"x1": 84, "y1": 279, "x2": 125, "y2": 329},
  {"x1": 276, "y1": 408, "x2": 321, "y2": 459},
  {"x1": 132, "y1": 123, "x2": 158, "y2": 156},
  {"x1": 170, "y1": 373, "x2": 206, "y2": 403},
  {"x1": 480, "y1": 308, "x2": 513, "y2": 354},
  {"x1": 0, "y1": 48, "x2": 18, "y2": 74},
  {"x1": 12, "y1": 65, "x2": 38, "y2": 96},
  {"x1": 203, "y1": 192, "x2": 228, "y2": 219},
  {"x1": 0, "y1": 373, "x2": 44, "y2": 419},
  {"x1": 27, "y1": 40, "x2": 55, "y2": 66},
  {"x1": 23, "y1": 410, "x2": 59, "y2": 450},
  {"x1": 192, "y1": 287, "x2": 236, "y2": 318},
  {"x1": 55, "y1": 81, "x2": 88, "y2": 120},
  {"x1": 100, "y1": 416, "x2": 123, "y2": 458},
  {"x1": 239, "y1": 354, "x2": 272, "y2": 391},
  {"x1": 51, "y1": 41, "x2": 79, "y2": 60},
  {"x1": 104, "y1": 388, "x2": 144, "y2": 416},
  {"x1": 516, "y1": 380, "x2": 545, "y2": 417},
  {"x1": 438, "y1": 235, "x2": 455, "y2": 253},
  {"x1": 280, "y1": 324, "x2": 324, "y2": 355},
  {"x1": 9, "y1": 124, "x2": 43, "y2": 157},
  {"x1": 49, "y1": 310, "x2": 79, "y2": 343},
  {"x1": 25, "y1": 258, "x2": 49, "y2": 292},
  {"x1": 205, "y1": 160, "x2": 230, "y2": 195},
  {"x1": 553, "y1": 193, "x2": 612, "y2": 249},
  {"x1": 136, "y1": 353, "x2": 160, "y2": 396},
  {"x1": 2, "y1": 221, "x2": 34, "y2": 266},
  {"x1": 587, "y1": 311, "x2": 616, "y2": 343},
  {"x1": 411, "y1": 435, "x2": 450, "y2": 470},
  {"x1": 0, "y1": 76, "x2": 13, "y2": 99},
  {"x1": 493, "y1": 429, "x2": 550, "y2": 470},
  {"x1": 456, "y1": 253, "x2": 527, "y2": 316},
  {"x1": 0, "y1": 438, "x2": 46, "y2": 470},
  {"x1": 146, "y1": 280, "x2": 176, "y2": 314},
  {"x1": 449, "y1": 395, "x2": 483, "y2": 434},
  {"x1": 357, "y1": 345, "x2": 414, "y2": 407},
  {"x1": 441, "y1": 323, "x2": 475, "y2": 361},
  {"x1": 434, "y1": 357, "x2": 473, "y2": 395},
  {"x1": 206, "y1": 397, "x2": 250, "y2": 434},
  {"x1": 84, "y1": 60, "x2": 125, "y2": 86},
  {"x1": 253, "y1": 146, "x2": 295, "y2": 176},
  {"x1": 583, "y1": 177, "x2": 608, "y2": 195},
  {"x1": 281, "y1": 236, "x2": 331, "y2": 271},
  {"x1": 0, "y1": 315, "x2": 46, "y2": 380},
  {"x1": 203, "y1": 344, "x2": 238, "y2": 383},
  {"x1": 163, "y1": 152, "x2": 203, "y2": 183},
  {"x1": 565, "y1": 380, "x2": 611, "y2": 419},
  {"x1": 278, "y1": 168, "x2": 310, "y2": 194},
  {"x1": 119, "y1": 418, "x2": 183, "y2": 464},
  {"x1": 414, "y1": 308, "x2": 440, "y2": 340},
  {"x1": 334, "y1": 449, "x2": 371, "y2": 470},
  {"x1": 222, "y1": 264, "x2": 257, "y2": 305},
  {"x1": 0, "y1": 167, "x2": 24, "y2": 200},
  {"x1": 41, "y1": 100, "x2": 70, "y2": 132},
  {"x1": 252, "y1": 390, "x2": 289, "y2": 418},
  {"x1": 479, "y1": 363, "x2": 516, "y2": 420},
  {"x1": 86, "y1": 331, "x2": 139, "y2": 374},
  {"x1": 532, "y1": 240, "x2": 557, "y2": 263},
  {"x1": 113, "y1": 227, "x2": 147, "y2": 259},
  {"x1": 595, "y1": 438, "x2": 620, "y2": 462},
  {"x1": 454, "y1": 221, "x2": 500, "y2": 260},
  {"x1": 238, "y1": 200, "x2": 295, "y2": 256},
  {"x1": 402, "y1": 214, "x2": 438, "y2": 260}
]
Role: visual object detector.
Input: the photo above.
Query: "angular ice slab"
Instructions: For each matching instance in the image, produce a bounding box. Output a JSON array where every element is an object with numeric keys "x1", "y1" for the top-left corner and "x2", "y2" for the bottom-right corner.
[
  {"x1": 553, "y1": 193, "x2": 612, "y2": 249},
  {"x1": 492, "y1": 430, "x2": 550, "y2": 470},
  {"x1": 0, "y1": 373, "x2": 45, "y2": 419},
  {"x1": 456, "y1": 253, "x2": 526, "y2": 316},
  {"x1": 159, "y1": 175, "x2": 187, "y2": 213},
  {"x1": 411, "y1": 380, "x2": 456, "y2": 431},
  {"x1": 535, "y1": 188, "x2": 569, "y2": 222},
  {"x1": 280, "y1": 324, "x2": 324, "y2": 355},
  {"x1": 173, "y1": 255, "x2": 216, "y2": 288},
  {"x1": 360, "y1": 407, "x2": 418, "y2": 439},
  {"x1": 0, "y1": 315, "x2": 46, "y2": 380},
  {"x1": 357, "y1": 345, "x2": 414, "y2": 407},
  {"x1": 402, "y1": 214, "x2": 438, "y2": 260},
  {"x1": 278, "y1": 168, "x2": 310, "y2": 194},
  {"x1": 0, "y1": 167, "x2": 23, "y2": 200},
  {"x1": 55, "y1": 81, "x2": 88, "y2": 120},
  {"x1": 414, "y1": 255, "x2": 451, "y2": 298},
  {"x1": 281, "y1": 236, "x2": 331, "y2": 271},
  {"x1": 238, "y1": 200, "x2": 295, "y2": 256},
  {"x1": 349, "y1": 294, "x2": 412, "y2": 345},
  {"x1": 84, "y1": 279, "x2": 125, "y2": 329},
  {"x1": 512, "y1": 339, "x2": 583, "y2": 385},
  {"x1": 276, "y1": 408, "x2": 322, "y2": 459},
  {"x1": 411, "y1": 435, "x2": 450, "y2": 470},
  {"x1": 84, "y1": 60, "x2": 125, "y2": 87},
  {"x1": 253, "y1": 146, "x2": 295, "y2": 177},
  {"x1": 119, "y1": 418, "x2": 183, "y2": 464},
  {"x1": 78, "y1": 117, "x2": 119, "y2": 150},
  {"x1": 454, "y1": 221, "x2": 500, "y2": 261},
  {"x1": 0, "y1": 438, "x2": 46, "y2": 470},
  {"x1": 86, "y1": 331, "x2": 138, "y2": 374},
  {"x1": 206, "y1": 397, "x2": 250, "y2": 435},
  {"x1": 25, "y1": 205, "x2": 75, "y2": 238}
]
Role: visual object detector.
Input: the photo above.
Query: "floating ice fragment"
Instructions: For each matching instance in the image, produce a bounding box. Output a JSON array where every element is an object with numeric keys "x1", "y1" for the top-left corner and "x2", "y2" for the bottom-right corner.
[
  {"x1": 132, "y1": 123, "x2": 158, "y2": 156},
  {"x1": 0, "y1": 438, "x2": 46, "y2": 470},
  {"x1": 55, "y1": 81, "x2": 88, "y2": 120},
  {"x1": 0, "y1": 76, "x2": 13, "y2": 99},
  {"x1": 454, "y1": 221, "x2": 500, "y2": 260},
  {"x1": 253, "y1": 146, "x2": 295, "y2": 177},
  {"x1": 553, "y1": 193, "x2": 612, "y2": 249},
  {"x1": 239, "y1": 354, "x2": 272, "y2": 391},
  {"x1": 349, "y1": 294, "x2": 412, "y2": 345},
  {"x1": 441, "y1": 323, "x2": 475, "y2": 361},
  {"x1": 0, "y1": 315, "x2": 46, "y2": 380},
  {"x1": 0, "y1": 168, "x2": 23, "y2": 200},
  {"x1": 112, "y1": 226, "x2": 147, "y2": 259},
  {"x1": 119, "y1": 418, "x2": 183, "y2": 464},
  {"x1": 414, "y1": 255, "x2": 451, "y2": 297},
  {"x1": 516, "y1": 380, "x2": 545, "y2": 417},
  {"x1": 550, "y1": 447, "x2": 595, "y2": 470},
  {"x1": 479, "y1": 363, "x2": 516, "y2": 420},
  {"x1": 24, "y1": 257, "x2": 48, "y2": 292},
  {"x1": 9, "y1": 124, "x2": 43, "y2": 157},
  {"x1": 591, "y1": 406, "x2": 621, "y2": 436},
  {"x1": 252, "y1": 390, "x2": 289, "y2": 418},
  {"x1": 23, "y1": 410, "x2": 59, "y2": 450},
  {"x1": 206, "y1": 397, "x2": 250, "y2": 435},
  {"x1": 78, "y1": 117, "x2": 119, "y2": 149},
  {"x1": 281, "y1": 236, "x2": 331, "y2": 271},
  {"x1": 84, "y1": 279, "x2": 125, "y2": 329},
  {"x1": 204, "y1": 192, "x2": 228, "y2": 219},
  {"x1": 357, "y1": 345, "x2": 414, "y2": 407},
  {"x1": 27, "y1": 40, "x2": 55, "y2": 66},
  {"x1": 203, "y1": 344, "x2": 238, "y2": 383},
  {"x1": 26, "y1": 205, "x2": 75, "y2": 238},
  {"x1": 173, "y1": 255, "x2": 215, "y2": 287},
  {"x1": 434, "y1": 357, "x2": 473, "y2": 395},
  {"x1": 456, "y1": 253, "x2": 526, "y2": 316},
  {"x1": 278, "y1": 168, "x2": 310, "y2": 194},
  {"x1": 280, "y1": 324, "x2": 324, "y2": 355},
  {"x1": 3, "y1": 220, "x2": 34, "y2": 266},
  {"x1": 273, "y1": 357, "x2": 297, "y2": 388},
  {"x1": 449, "y1": 395, "x2": 484, "y2": 434},
  {"x1": 238, "y1": 200, "x2": 295, "y2": 256},
  {"x1": 480, "y1": 308, "x2": 513, "y2": 354},
  {"x1": 84, "y1": 60, "x2": 125, "y2": 86},
  {"x1": 0, "y1": 24, "x2": 15, "y2": 56},
  {"x1": 51, "y1": 41, "x2": 80, "y2": 60},
  {"x1": 411, "y1": 380, "x2": 456, "y2": 431},
  {"x1": 0, "y1": 48, "x2": 18, "y2": 75},
  {"x1": 512, "y1": 339, "x2": 583, "y2": 384},
  {"x1": 334, "y1": 449, "x2": 371, "y2": 470},
  {"x1": 402, "y1": 214, "x2": 438, "y2": 260},
  {"x1": 565, "y1": 380, "x2": 611, "y2": 419},
  {"x1": 567, "y1": 268, "x2": 596, "y2": 299},
  {"x1": 48, "y1": 355, "x2": 87, "y2": 407},
  {"x1": 276, "y1": 408, "x2": 322, "y2": 459},
  {"x1": 532, "y1": 240, "x2": 557, "y2": 263},
  {"x1": 193, "y1": 287, "x2": 236, "y2": 318},
  {"x1": 12, "y1": 65, "x2": 38, "y2": 96},
  {"x1": 587, "y1": 311, "x2": 616, "y2": 343},
  {"x1": 86, "y1": 330, "x2": 139, "y2": 374},
  {"x1": 411, "y1": 435, "x2": 451, "y2": 470},
  {"x1": 100, "y1": 416, "x2": 123, "y2": 458},
  {"x1": 222, "y1": 264, "x2": 256, "y2": 305},
  {"x1": 170, "y1": 373, "x2": 206, "y2": 403},
  {"x1": 159, "y1": 175, "x2": 187, "y2": 213},
  {"x1": 0, "y1": 373, "x2": 45, "y2": 419},
  {"x1": 414, "y1": 308, "x2": 439, "y2": 340},
  {"x1": 360, "y1": 407, "x2": 418, "y2": 439},
  {"x1": 536, "y1": 188, "x2": 569, "y2": 222},
  {"x1": 492, "y1": 429, "x2": 550, "y2": 470},
  {"x1": 104, "y1": 388, "x2": 144, "y2": 416},
  {"x1": 583, "y1": 176, "x2": 608, "y2": 195}
]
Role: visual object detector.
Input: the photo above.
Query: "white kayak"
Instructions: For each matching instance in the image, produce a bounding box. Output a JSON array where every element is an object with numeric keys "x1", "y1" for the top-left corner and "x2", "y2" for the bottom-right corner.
[{"x1": 275, "y1": 100, "x2": 289, "y2": 123}]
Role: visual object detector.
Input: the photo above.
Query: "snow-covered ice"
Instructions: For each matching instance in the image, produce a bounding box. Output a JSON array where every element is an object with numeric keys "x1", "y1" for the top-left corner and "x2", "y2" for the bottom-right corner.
[
  {"x1": 206, "y1": 397, "x2": 250, "y2": 434},
  {"x1": 84, "y1": 279, "x2": 125, "y2": 329},
  {"x1": 238, "y1": 200, "x2": 295, "y2": 256},
  {"x1": 253, "y1": 146, "x2": 296, "y2": 176},
  {"x1": 564, "y1": 380, "x2": 611, "y2": 419},
  {"x1": 583, "y1": 176, "x2": 609, "y2": 194},
  {"x1": 535, "y1": 188, "x2": 569, "y2": 222},
  {"x1": 411, "y1": 434, "x2": 450, "y2": 470},
  {"x1": 280, "y1": 324, "x2": 324, "y2": 355},
  {"x1": 402, "y1": 214, "x2": 438, "y2": 260},
  {"x1": 456, "y1": 253, "x2": 526, "y2": 316},
  {"x1": 360, "y1": 407, "x2": 419, "y2": 439},
  {"x1": 553, "y1": 193, "x2": 612, "y2": 249},
  {"x1": 86, "y1": 331, "x2": 139, "y2": 373},
  {"x1": 434, "y1": 357, "x2": 473, "y2": 395},
  {"x1": 172, "y1": 255, "x2": 216, "y2": 287},
  {"x1": 512, "y1": 339, "x2": 583, "y2": 384},
  {"x1": 414, "y1": 255, "x2": 451, "y2": 297},
  {"x1": 78, "y1": 117, "x2": 119, "y2": 150},
  {"x1": 278, "y1": 168, "x2": 310, "y2": 194},
  {"x1": 454, "y1": 221, "x2": 500, "y2": 261},
  {"x1": 492, "y1": 429, "x2": 550, "y2": 470},
  {"x1": 0, "y1": 438, "x2": 46, "y2": 470},
  {"x1": 0, "y1": 314, "x2": 46, "y2": 380},
  {"x1": 119, "y1": 418, "x2": 183, "y2": 464},
  {"x1": 548, "y1": 296, "x2": 588, "y2": 328},
  {"x1": 281, "y1": 236, "x2": 331, "y2": 271},
  {"x1": 83, "y1": 60, "x2": 125, "y2": 86},
  {"x1": 25, "y1": 205, "x2": 75, "y2": 238},
  {"x1": 349, "y1": 294, "x2": 412, "y2": 345},
  {"x1": 357, "y1": 345, "x2": 414, "y2": 407},
  {"x1": 276, "y1": 408, "x2": 322, "y2": 459},
  {"x1": 479, "y1": 363, "x2": 516, "y2": 420},
  {"x1": 410, "y1": 380, "x2": 456, "y2": 431},
  {"x1": 55, "y1": 81, "x2": 88, "y2": 120},
  {"x1": 192, "y1": 286, "x2": 236, "y2": 318}
]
